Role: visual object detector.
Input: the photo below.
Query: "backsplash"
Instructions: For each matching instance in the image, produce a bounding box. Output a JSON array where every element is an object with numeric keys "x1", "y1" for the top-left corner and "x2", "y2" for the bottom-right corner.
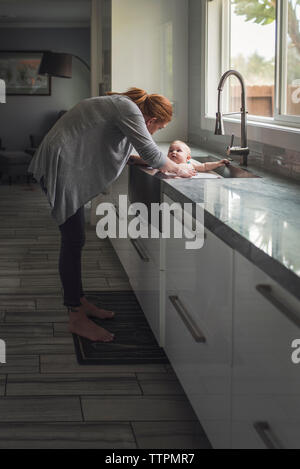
[{"x1": 189, "y1": 130, "x2": 300, "y2": 182}]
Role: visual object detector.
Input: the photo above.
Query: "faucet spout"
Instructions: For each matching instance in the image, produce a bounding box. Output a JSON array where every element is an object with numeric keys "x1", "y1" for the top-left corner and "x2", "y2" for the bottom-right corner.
[
  {"x1": 214, "y1": 69, "x2": 249, "y2": 166},
  {"x1": 214, "y1": 111, "x2": 224, "y2": 135}
]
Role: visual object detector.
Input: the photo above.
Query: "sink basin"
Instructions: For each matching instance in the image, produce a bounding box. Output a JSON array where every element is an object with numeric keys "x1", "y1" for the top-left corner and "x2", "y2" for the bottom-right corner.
[
  {"x1": 192, "y1": 156, "x2": 261, "y2": 178},
  {"x1": 128, "y1": 159, "x2": 260, "y2": 229}
]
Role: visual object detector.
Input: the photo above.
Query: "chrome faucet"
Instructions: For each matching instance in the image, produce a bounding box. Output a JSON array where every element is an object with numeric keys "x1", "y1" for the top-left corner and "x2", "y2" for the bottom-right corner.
[{"x1": 215, "y1": 69, "x2": 249, "y2": 166}]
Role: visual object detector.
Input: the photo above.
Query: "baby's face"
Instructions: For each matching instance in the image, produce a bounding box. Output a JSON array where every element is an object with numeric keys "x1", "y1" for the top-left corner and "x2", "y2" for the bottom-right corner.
[{"x1": 168, "y1": 142, "x2": 190, "y2": 164}]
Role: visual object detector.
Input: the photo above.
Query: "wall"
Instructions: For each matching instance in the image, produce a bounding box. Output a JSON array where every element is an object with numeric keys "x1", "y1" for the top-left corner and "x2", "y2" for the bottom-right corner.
[
  {"x1": 91, "y1": 0, "x2": 111, "y2": 97},
  {"x1": 111, "y1": 0, "x2": 188, "y2": 143},
  {"x1": 0, "y1": 27, "x2": 90, "y2": 150},
  {"x1": 188, "y1": 0, "x2": 300, "y2": 182},
  {"x1": 188, "y1": 0, "x2": 202, "y2": 141}
]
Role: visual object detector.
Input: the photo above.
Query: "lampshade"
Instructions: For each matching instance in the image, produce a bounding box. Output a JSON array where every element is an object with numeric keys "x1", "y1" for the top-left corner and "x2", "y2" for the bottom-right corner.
[{"x1": 38, "y1": 52, "x2": 72, "y2": 78}]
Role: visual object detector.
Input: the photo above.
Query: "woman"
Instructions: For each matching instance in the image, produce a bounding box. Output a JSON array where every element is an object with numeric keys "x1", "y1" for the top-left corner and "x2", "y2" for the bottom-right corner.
[{"x1": 28, "y1": 88, "x2": 196, "y2": 342}]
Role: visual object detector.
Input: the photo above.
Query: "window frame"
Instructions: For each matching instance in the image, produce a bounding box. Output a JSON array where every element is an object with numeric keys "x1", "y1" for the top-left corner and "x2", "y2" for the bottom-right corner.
[
  {"x1": 276, "y1": 0, "x2": 300, "y2": 126},
  {"x1": 201, "y1": 0, "x2": 300, "y2": 135}
]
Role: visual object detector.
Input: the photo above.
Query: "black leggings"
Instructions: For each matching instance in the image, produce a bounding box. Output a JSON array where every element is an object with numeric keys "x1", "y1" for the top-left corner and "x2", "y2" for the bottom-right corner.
[{"x1": 58, "y1": 207, "x2": 86, "y2": 307}]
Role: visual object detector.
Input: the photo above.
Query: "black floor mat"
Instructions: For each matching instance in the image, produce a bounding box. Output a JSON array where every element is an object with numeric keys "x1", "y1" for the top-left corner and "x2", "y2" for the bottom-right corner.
[{"x1": 72, "y1": 291, "x2": 169, "y2": 365}]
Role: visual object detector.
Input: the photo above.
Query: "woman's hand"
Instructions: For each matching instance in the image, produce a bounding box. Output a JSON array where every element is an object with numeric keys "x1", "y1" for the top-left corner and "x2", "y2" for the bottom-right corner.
[
  {"x1": 160, "y1": 159, "x2": 197, "y2": 178},
  {"x1": 217, "y1": 158, "x2": 230, "y2": 167},
  {"x1": 175, "y1": 166, "x2": 197, "y2": 178}
]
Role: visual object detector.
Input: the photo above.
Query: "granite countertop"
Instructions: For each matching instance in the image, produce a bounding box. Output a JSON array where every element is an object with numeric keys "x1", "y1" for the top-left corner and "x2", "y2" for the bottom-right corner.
[{"x1": 153, "y1": 143, "x2": 300, "y2": 300}]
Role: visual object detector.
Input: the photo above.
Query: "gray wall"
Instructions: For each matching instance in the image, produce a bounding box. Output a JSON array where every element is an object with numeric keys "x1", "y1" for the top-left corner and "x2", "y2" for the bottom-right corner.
[{"x1": 0, "y1": 27, "x2": 90, "y2": 150}]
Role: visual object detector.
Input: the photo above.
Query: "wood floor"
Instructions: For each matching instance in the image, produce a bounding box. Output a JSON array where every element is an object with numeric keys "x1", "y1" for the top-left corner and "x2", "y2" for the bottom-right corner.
[{"x1": 0, "y1": 180, "x2": 211, "y2": 449}]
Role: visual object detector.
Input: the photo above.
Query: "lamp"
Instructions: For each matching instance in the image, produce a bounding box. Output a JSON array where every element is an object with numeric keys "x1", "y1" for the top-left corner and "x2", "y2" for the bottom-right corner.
[{"x1": 38, "y1": 51, "x2": 90, "y2": 78}]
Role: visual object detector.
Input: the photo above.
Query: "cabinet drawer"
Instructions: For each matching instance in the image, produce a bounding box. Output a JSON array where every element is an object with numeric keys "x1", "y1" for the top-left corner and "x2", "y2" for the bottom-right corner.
[
  {"x1": 164, "y1": 291, "x2": 231, "y2": 448},
  {"x1": 110, "y1": 208, "x2": 161, "y2": 343},
  {"x1": 163, "y1": 194, "x2": 233, "y2": 448},
  {"x1": 111, "y1": 235, "x2": 156, "y2": 280},
  {"x1": 166, "y1": 228, "x2": 232, "y2": 342},
  {"x1": 232, "y1": 251, "x2": 300, "y2": 449},
  {"x1": 129, "y1": 236, "x2": 161, "y2": 342},
  {"x1": 164, "y1": 195, "x2": 233, "y2": 358}
]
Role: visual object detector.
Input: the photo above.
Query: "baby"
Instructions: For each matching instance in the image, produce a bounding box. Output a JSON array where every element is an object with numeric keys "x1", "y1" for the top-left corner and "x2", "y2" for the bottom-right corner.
[
  {"x1": 167, "y1": 140, "x2": 230, "y2": 172},
  {"x1": 128, "y1": 140, "x2": 229, "y2": 175}
]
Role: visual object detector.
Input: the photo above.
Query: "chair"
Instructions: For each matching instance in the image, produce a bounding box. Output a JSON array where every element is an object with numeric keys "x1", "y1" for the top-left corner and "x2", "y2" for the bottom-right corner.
[
  {"x1": 25, "y1": 134, "x2": 44, "y2": 156},
  {"x1": 0, "y1": 150, "x2": 33, "y2": 185}
]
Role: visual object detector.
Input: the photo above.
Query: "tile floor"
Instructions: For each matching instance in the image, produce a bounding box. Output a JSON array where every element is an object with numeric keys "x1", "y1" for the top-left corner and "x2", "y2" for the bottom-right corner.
[{"x1": 0, "y1": 179, "x2": 211, "y2": 449}]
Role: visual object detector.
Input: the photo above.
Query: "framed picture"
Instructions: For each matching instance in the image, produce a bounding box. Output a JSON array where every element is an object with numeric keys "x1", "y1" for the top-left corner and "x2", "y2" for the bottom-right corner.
[{"x1": 0, "y1": 51, "x2": 51, "y2": 96}]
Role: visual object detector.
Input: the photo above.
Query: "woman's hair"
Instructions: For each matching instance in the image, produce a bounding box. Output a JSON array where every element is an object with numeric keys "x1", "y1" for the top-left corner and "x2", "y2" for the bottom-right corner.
[{"x1": 107, "y1": 87, "x2": 172, "y2": 123}]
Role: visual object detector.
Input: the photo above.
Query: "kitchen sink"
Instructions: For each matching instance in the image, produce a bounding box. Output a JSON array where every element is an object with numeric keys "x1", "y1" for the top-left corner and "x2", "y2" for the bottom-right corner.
[
  {"x1": 191, "y1": 156, "x2": 261, "y2": 178},
  {"x1": 129, "y1": 156, "x2": 260, "y2": 208},
  {"x1": 128, "y1": 158, "x2": 260, "y2": 230}
]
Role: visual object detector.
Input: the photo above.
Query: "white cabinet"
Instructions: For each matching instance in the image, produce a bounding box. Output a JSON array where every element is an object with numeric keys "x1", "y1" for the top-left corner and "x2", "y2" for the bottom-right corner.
[
  {"x1": 129, "y1": 236, "x2": 161, "y2": 343},
  {"x1": 232, "y1": 251, "x2": 300, "y2": 449},
  {"x1": 107, "y1": 175, "x2": 300, "y2": 449},
  {"x1": 109, "y1": 168, "x2": 162, "y2": 343},
  {"x1": 111, "y1": 229, "x2": 161, "y2": 343},
  {"x1": 163, "y1": 194, "x2": 233, "y2": 448}
]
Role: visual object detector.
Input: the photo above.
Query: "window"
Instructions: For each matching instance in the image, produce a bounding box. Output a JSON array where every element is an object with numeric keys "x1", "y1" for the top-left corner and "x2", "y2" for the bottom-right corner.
[
  {"x1": 206, "y1": 0, "x2": 300, "y2": 127},
  {"x1": 230, "y1": 0, "x2": 276, "y2": 117},
  {"x1": 282, "y1": 0, "x2": 300, "y2": 117}
]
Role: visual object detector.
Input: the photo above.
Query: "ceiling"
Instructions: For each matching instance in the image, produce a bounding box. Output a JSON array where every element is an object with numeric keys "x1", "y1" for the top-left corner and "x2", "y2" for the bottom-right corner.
[{"x1": 0, "y1": 0, "x2": 91, "y2": 27}]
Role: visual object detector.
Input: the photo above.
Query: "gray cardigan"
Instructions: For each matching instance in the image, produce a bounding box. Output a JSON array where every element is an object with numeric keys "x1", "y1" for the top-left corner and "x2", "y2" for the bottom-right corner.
[{"x1": 28, "y1": 94, "x2": 167, "y2": 225}]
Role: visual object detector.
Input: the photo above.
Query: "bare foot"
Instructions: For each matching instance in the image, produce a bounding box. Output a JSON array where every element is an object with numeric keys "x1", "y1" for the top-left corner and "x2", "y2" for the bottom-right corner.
[
  {"x1": 80, "y1": 296, "x2": 115, "y2": 320},
  {"x1": 68, "y1": 307, "x2": 115, "y2": 342}
]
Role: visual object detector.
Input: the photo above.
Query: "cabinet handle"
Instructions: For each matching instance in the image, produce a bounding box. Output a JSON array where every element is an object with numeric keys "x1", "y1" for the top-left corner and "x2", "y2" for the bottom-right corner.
[
  {"x1": 253, "y1": 421, "x2": 284, "y2": 449},
  {"x1": 130, "y1": 239, "x2": 150, "y2": 262},
  {"x1": 256, "y1": 284, "x2": 300, "y2": 329},
  {"x1": 169, "y1": 295, "x2": 206, "y2": 343}
]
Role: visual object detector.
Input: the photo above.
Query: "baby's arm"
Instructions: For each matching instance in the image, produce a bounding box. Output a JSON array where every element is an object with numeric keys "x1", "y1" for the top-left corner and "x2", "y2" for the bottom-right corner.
[{"x1": 191, "y1": 159, "x2": 230, "y2": 172}]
